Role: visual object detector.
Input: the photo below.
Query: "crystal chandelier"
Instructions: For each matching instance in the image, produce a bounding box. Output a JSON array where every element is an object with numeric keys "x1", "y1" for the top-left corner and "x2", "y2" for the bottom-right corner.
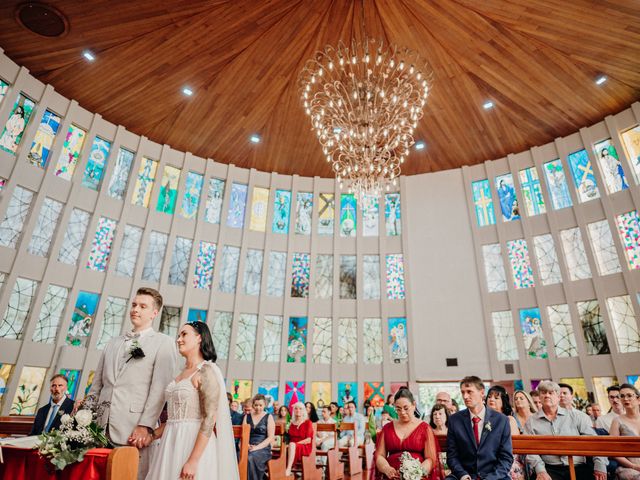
[{"x1": 298, "y1": 37, "x2": 432, "y2": 199}]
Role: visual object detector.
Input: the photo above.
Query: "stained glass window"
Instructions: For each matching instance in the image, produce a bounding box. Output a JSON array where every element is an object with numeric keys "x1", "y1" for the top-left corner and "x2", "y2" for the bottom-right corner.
[
  {"x1": 615, "y1": 210, "x2": 640, "y2": 270},
  {"x1": 212, "y1": 311, "x2": 232, "y2": 359},
  {"x1": 141, "y1": 231, "x2": 168, "y2": 282},
  {"x1": 337, "y1": 318, "x2": 357, "y2": 363},
  {"x1": 66, "y1": 291, "x2": 100, "y2": 347},
  {"x1": 258, "y1": 382, "x2": 278, "y2": 412},
  {"x1": 0, "y1": 78, "x2": 8, "y2": 104},
  {"x1": 57, "y1": 208, "x2": 90, "y2": 266},
  {"x1": 363, "y1": 255, "x2": 381, "y2": 299},
  {"x1": 0, "y1": 93, "x2": 36, "y2": 155},
  {"x1": 315, "y1": 254, "x2": 333, "y2": 299},
  {"x1": 193, "y1": 241, "x2": 216, "y2": 289},
  {"x1": 31, "y1": 285, "x2": 68, "y2": 344},
  {"x1": 10, "y1": 366, "x2": 46, "y2": 415},
  {"x1": 620, "y1": 125, "x2": 640, "y2": 184},
  {"x1": 506, "y1": 239, "x2": 535, "y2": 289},
  {"x1": 27, "y1": 198, "x2": 63, "y2": 257},
  {"x1": 59, "y1": 369, "x2": 80, "y2": 400},
  {"x1": 204, "y1": 178, "x2": 225, "y2": 224},
  {"x1": 568, "y1": 149, "x2": 600, "y2": 203},
  {"x1": 340, "y1": 255, "x2": 357, "y2": 299},
  {"x1": 156, "y1": 165, "x2": 181, "y2": 214},
  {"x1": 295, "y1": 192, "x2": 313, "y2": 235},
  {"x1": 386, "y1": 254, "x2": 405, "y2": 299},
  {"x1": 227, "y1": 183, "x2": 248, "y2": 228},
  {"x1": 179, "y1": 172, "x2": 204, "y2": 220},
  {"x1": 606, "y1": 295, "x2": 640, "y2": 353},
  {"x1": 81, "y1": 137, "x2": 112, "y2": 191},
  {"x1": 363, "y1": 317, "x2": 383, "y2": 364},
  {"x1": 388, "y1": 317, "x2": 408, "y2": 363},
  {"x1": 168, "y1": 236, "x2": 192, "y2": 286},
  {"x1": 0, "y1": 363, "x2": 15, "y2": 409},
  {"x1": 272, "y1": 189, "x2": 292, "y2": 234},
  {"x1": 261, "y1": 315, "x2": 283, "y2": 362},
  {"x1": 385, "y1": 193, "x2": 402, "y2": 235},
  {"x1": 287, "y1": 316, "x2": 307, "y2": 363},
  {"x1": 312, "y1": 317, "x2": 332, "y2": 364},
  {"x1": 0, "y1": 277, "x2": 38, "y2": 339},
  {"x1": 340, "y1": 194, "x2": 357, "y2": 237},
  {"x1": 587, "y1": 220, "x2": 622, "y2": 275},
  {"x1": 594, "y1": 139, "x2": 628, "y2": 194},
  {"x1": 577, "y1": 300, "x2": 610, "y2": 355},
  {"x1": 519, "y1": 167, "x2": 546, "y2": 216},
  {"x1": 482, "y1": 243, "x2": 507, "y2": 292},
  {"x1": 285, "y1": 381, "x2": 306, "y2": 407},
  {"x1": 0, "y1": 186, "x2": 33, "y2": 248},
  {"x1": 472, "y1": 179, "x2": 496, "y2": 227},
  {"x1": 291, "y1": 253, "x2": 310, "y2": 298},
  {"x1": 362, "y1": 194, "x2": 379, "y2": 237},
  {"x1": 243, "y1": 249, "x2": 263, "y2": 296},
  {"x1": 131, "y1": 157, "x2": 158, "y2": 208},
  {"x1": 0, "y1": 177, "x2": 5, "y2": 191},
  {"x1": 249, "y1": 187, "x2": 269, "y2": 232},
  {"x1": 187, "y1": 309, "x2": 207, "y2": 323},
  {"x1": 266, "y1": 251, "x2": 286, "y2": 297},
  {"x1": 547, "y1": 304, "x2": 578, "y2": 358},
  {"x1": 318, "y1": 193, "x2": 335, "y2": 235},
  {"x1": 107, "y1": 148, "x2": 135, "y2": 200},
  {"x1": 219, "y1": 245, "x2": 240, "y2": 293},
  {"x1": 159, "y1": 306, "x2": 181, "y2": 339},
  {"x1": 543, "y1": 159, "x2": 573, "y2": 210},
  {"x1": 231, "y1": 380, "x2": 253, "y2": 403},
  {"x1": 27, "y1": 109, "x2": 61, "y2": 169},
  {"x1": 533, "y1": 234, "x2": 562, "y2": 285},
  {"x1": 312, "y1": 382, "x2": 332, "y2": 407},
  {"x1": 560, "y1": 227, "x2": 592, "y2": 280},
  {"x1": 495, "y1": 173, "x2": 520, "y2": 222},
  {"x1": 54, "y1": 125, "x2": 87, "y2": 180},
  {"x1": 96, "y1": 296, "x2": 127, "y2": 349},
  {"x1": 491, "y1": 311, "x2": 518, "y2": 361},
  {"x1": 86, "y1": 217, "x2": 117, "y2": 272},
  {"x1": 114, "y1": 225, "x2": 142, "y2": 277},
  {"x1": 337, "y1": 382, "x2": 357, "y2": 407},
  {"x1": 235, "y1": 313, "x2": 258, "y2": 361},
  {"x1": 519, "y1": 307, "x2": 547, "y2": 359}
]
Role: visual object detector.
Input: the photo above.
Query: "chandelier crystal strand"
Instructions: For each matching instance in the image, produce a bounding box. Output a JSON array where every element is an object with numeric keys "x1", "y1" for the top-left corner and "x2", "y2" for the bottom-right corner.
[{"x1": 299, "y1": 38, "x2": 432, "y2": 200}]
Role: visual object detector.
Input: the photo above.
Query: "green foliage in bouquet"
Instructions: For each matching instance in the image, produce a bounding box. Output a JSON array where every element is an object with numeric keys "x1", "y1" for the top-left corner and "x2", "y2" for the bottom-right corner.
[{"x1": 399, "y1": 451, "x2": 426, "y2": 480}]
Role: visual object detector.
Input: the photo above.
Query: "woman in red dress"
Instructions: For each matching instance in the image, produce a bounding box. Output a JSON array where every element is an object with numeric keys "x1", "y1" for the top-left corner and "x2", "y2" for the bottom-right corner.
[
  {"x1": 375, "y1": 389, "x2": 440, "y2": 479},
  {"x1": 285, "y1": 401, "x2": 314, "y2": 476}
]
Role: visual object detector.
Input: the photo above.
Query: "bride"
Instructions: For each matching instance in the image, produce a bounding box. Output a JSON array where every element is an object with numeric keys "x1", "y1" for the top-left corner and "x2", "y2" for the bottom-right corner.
[{"x1": 146, "y1": 321, "x2": 239, "y2": 480}]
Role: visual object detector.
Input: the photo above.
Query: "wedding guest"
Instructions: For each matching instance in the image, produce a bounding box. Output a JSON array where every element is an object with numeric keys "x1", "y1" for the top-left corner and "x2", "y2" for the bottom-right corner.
[
  {"x1": 609, "y1": 384, "x2": 640, "y2": 480},
  {"x1": 374, "y1": 388, "x2": 439, "y2": 480},
  {"x1": 339, "y1": 401, "x2": 366, "y2": 447},
  {"x1": 449, "y1": 398, "x2": 459, "y2": 414},
  {"x1": 316, "y1": 406, "x2": 337, "y2": 451},
  {"x1": 380, "y1": 411, "x2": 392, "y2": 429},
  {"x1": 530, "y1": 390, "x2": 542, "y2": 411},
  {"x1": 513, "y1": 390, "x2": 537, "y2": 433},
  {"x1": 228, "y1": 393, "x2": 244, "y2": 426},
  {"x1": 272, "y1": 401, "x2": 280, "y2": 414},
  {"x1": 329, "y1": 401, "x2": 341, "y2": 422},
  {"x1": 436, "y1": 392, "x2": 453, "y2": 410},
  {"x1": 305, "y1": 401, "x2": 319, "y2": 422},
  {"x1": 284, "y1": 402, "x2": 314, "y2": 477},
  {"x1": 146, "y1": 321, "x2": 239, "y2": 480},
  {"x1": 383, "y1": 394, "x2": 398, "y2": 419},
  {"x1": 245, "y1": 394, "x2": 275, "y2": 480},
  {"x1": 429, "y1": 403, "x2": 449, "y2": 436},
  {"x1": 558, "y1": 383, "x2": 576, "y2": 410},
  {"x1": 339, "y1": 406, "x2": 346, "y2": 418},
  {"x1": 31, "y1": 374, "x2": 74, "y2": 435},
  {"x1": 596, "y1": 386, "x2": 625, "y2": 433},
  {"x1": 242, "y1": 399, "x2": 252, "y2": 417},
  {"x1": 486, "y1": 386, "x2": 525, "y2": 480},
  {"x1": 589, "y1": 403, "x2": 602, "y2": 425},
  {"x1": 586, "y1": 405, "x2": 594, "y2": 418},
  {"x1": 524, "y1": 380, "x2": 607, "y2": 480},
  {"x1": 447, "y1": 376, "x2": 513, "y2": 480},
  {"x1": 231, "y1": 400, "x2": 240, "y2": 413},
  {"x1": 276, "y1": 405, "x2": 290, "y2": 428}
]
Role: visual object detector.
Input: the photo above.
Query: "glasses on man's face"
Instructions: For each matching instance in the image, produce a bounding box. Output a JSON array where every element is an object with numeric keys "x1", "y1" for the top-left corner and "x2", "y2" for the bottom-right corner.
[
  {"x1": 620, "y1": 393, "x2": 638, "y2": 399},
  {"x1": 608, "y1": 395, "x2": 620, "y2": 400}
]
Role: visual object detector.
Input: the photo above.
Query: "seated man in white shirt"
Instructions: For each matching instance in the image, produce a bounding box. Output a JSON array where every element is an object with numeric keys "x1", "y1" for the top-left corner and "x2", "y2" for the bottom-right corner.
[
  {"x1": 594, "y1": 385, "x2": 624, "y2": 433},
  {"x1": 316, "y1": 405, "x2": 337, "y2": 451},
  {"x1": 30, "y1": 374, "x2": 75, "y2": 435},
  {"x1": 338, "y1": 401, "x2": 365, "y2": 447}
]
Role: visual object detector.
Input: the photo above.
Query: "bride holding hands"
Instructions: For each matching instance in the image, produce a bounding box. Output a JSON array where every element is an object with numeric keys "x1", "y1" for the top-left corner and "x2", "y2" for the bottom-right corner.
[{"x1": 146, "y1": 321, "x2": 239, "y2": 480}]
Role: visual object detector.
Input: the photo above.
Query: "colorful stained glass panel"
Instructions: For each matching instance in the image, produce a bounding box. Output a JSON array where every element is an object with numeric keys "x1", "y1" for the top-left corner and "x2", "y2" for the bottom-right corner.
[
  {"x1": 107, "y1": 148, "x2": 135, "y2": 200},
  {"x1": 156, "y1": 165, "x2": 181, "y2": 214},
  {"x1": 179, "y1": 172, "x2": 204, "y2": 220},
  {"x1": 472, "y1": 179, "x2": 496, "y2": 227},
  {"x1": 615, "y1": 210, "x2": 640, "y2": 270},
  {"x1": 519, "y1": 167, "x2": 546, "y2": 216},
  {"x1": 519, "y1": 307, "x2": 547, "y2": 359},
  {"x1": 285, "y1": 381, "x2": 305, "y2": 408},
  {"x1": 287, "y1": 317, "x2": 307, "y2": 363},
  {"x1": 312, "y1": 382, "x2": 332, "y2": 408},
  {"x1": 568, "y1": 149, "x2": 600, "y2": 203},
  {"x1": 620, "y1": 125, "x2": 640, "y2": 184},
  {"x1": 543, "y1": 159, "x2": 573, "y2": 210},
  {"x1": 257, "y1": 382, "x2": 278, "y2": 413},
  {"x1": 507, "y1": 239, "x2": 535, "y2": 289},
  {"x1": 388, "y1": 317, "x2": 408, "y2": 363},
  {"x1": 249, "y1": 186, "x2": 269, "y2": 232},
  {"x1": 59, "y1": 369, "x2": 81, "y2": 400},
  {"x1": 86, "y1": 217, "x2": 117, "y2": 272},
  {"x1": 27, "y1": 109, "x2": 61, "y2": 168},
  {"x1": 385, "y1": 193, "x2": 402, "y2": 235},
  {"x1": 340, "y1": 194, "x2": 357, "y2": 237},
  {"x1": 204, "y1": 178, "x2": 225, "y2": 224},
  {"x1": 364, "y1": 382, "x2": 385, "y2": 407},
  {"x1": 187, "y1": 309, "x2": 207, "y2": 323},
  {"x1": 386, "y1": 254, "x2": 405, "y2": 299},
  {"x1": 54, "y1": 125, "x2": 87, "y2": 180},
  {"x1": 227, "y1": 183, "x2": 248, "y2": 228},
  {"x1": 594, "y1": 139, "x2": 628, "y2": 194},
  {"x1": 337, "y1": 382, "x2": 357, "y2": 407},
  {"x1": 193, "y1": 241, "x2": 216, "y2": 289},
  {"x1": 81, "y1": 137, "x2": 112, "y2": 191},
  {"x1": 0, "y1": 93, "x2": 36, "y2": 155},
  {"x1": 66, "y1": 291, "x2": 100, "y2": 347},
  {"x1": 131, "y1": 157, "x2": 158, "y2": 207},
  {"x1": 295, "y1": 192, "x2": 313, "y2": 235},
  {"x1": 318, "y1": 193, "x2": 334, "y2": 235},
  {"x1": 272, "y1": 189, "x2": 292, "y2": 234},
  {"x1": 495, "y1": 173, "x2": 520, "y2": 221},
  {"x1": 362, "y1": 195, "x2": 379, "y2": 237}
]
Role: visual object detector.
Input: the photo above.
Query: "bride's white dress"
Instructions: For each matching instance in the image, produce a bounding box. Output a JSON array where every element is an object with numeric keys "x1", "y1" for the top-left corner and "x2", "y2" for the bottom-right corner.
[{"x1": 145, "y1": 361, "x2": 239, "y2": 480}]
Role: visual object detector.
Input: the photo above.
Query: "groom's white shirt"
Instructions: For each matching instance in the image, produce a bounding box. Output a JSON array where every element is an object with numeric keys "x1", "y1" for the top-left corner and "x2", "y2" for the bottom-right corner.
[{"x1": 87, "y1": 327, "x2": 177, "y2": 446}]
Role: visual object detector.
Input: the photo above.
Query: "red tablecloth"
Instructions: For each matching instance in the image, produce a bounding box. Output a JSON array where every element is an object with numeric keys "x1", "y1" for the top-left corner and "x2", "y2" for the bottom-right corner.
[{"x1": 0, "y1": 446, "x2": 111, "y2": 480}]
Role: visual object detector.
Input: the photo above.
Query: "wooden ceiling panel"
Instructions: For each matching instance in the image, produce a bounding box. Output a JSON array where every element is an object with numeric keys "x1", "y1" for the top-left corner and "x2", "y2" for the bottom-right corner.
[{"x1": 0, "y1": 0, "x2": 638, "y2": 177}]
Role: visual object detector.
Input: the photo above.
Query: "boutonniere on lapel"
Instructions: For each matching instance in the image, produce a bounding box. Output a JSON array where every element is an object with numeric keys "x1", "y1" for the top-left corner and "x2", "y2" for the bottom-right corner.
[
  {"x1": 484, "y1": 421, "x2": 492, "y2": 432},
  {"x1": 126, "y1": 339, "x2": 146, "y2": 363}
]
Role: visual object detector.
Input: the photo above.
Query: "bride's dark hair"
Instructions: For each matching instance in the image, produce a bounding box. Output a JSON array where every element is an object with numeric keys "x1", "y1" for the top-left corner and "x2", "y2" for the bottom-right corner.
[
  {"x1": 186, "y1": 321, "x2": 217, "y2": 362},
  {"x1": 394, "y1": 387, "x2": 415, "y2": 403}
]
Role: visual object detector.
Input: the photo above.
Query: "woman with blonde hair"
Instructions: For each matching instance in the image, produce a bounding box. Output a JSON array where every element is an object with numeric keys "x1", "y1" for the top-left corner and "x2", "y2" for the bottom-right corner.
[
  {"x1": 284, "y1": 402, "x2": 314, "y2": 476},
  {"x1": 512, "y1": 390, "x2": 537, "y2": 434}
]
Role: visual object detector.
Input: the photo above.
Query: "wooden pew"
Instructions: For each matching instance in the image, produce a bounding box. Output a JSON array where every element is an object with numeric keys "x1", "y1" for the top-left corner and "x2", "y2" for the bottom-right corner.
[
  {"x1": 326, "y1": 446, "x2": 345, "y2": 480},
  {"x1": 105, "y1": 446, "x2": 139, "y2": 480},
  {"x1": 301, "y1": 449, "x2": 323, "y2": 480},
  {"x1": 268, "y1": 424, "x2": 294, "y2": 480},
  {"x1": 0, "y1": 416, "x2": 34, "y2": 437},
  {"x1": 233, "y1": 423, "x2": 250, "y2": 480},
  {"x1": 337, "y1": 422, "x2": 363, "y2": 480}
]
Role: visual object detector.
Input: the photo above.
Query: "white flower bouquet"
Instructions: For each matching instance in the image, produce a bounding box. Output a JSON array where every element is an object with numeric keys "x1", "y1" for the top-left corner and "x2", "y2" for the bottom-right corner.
[
  {"x1": 399, "y1": 451, "x2": 426, "y2": 480},
  {"x1": 37, "y1": 409, "x2": 110, "y2": 470}
]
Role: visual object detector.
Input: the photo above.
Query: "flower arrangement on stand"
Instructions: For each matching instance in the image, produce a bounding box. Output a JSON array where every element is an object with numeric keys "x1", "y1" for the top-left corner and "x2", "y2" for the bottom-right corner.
[
  {"x1": 399, "y1": 451, "x2": 427, "y2": 480},
  {"x1": 37, "y1": 408, "x2": 110, "y2": 470}
]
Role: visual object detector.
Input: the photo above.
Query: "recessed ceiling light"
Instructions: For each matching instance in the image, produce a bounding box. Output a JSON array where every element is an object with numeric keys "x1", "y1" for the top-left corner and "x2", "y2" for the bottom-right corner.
[
  {"x1": 182, "y1": 87, "x2": 193, "y2": 96},
  {"x1": 250, "y1": 134, "x2": 261, "y2": 144},
  {"x1": 483, "y1": 101, "x2": 494, "y2": 110},
  {"x1": 333, "y1": 127, "x2": 342, "y2": 134},
  {"x1": 415, "y1": 141, "x2": 426, "y2": 150},
  {"x1": 82, "y1": 51, "x2": 95, "y2": 62},
  {"x1": 595, "y1": 76, "x2": 607, "y2": 85}
]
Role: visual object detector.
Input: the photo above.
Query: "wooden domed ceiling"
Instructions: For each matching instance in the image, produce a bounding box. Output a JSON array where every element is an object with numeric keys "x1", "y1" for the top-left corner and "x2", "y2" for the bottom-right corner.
[{"x1": 0, "y1": 0, "x2": 639, "y2": 177}]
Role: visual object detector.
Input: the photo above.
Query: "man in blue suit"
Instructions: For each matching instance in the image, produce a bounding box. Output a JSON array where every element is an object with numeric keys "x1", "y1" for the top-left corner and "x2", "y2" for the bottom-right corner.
[
  {"x1": 446, "y1": 376, "x2": 513, "y2": 480},
  {"x1": 30, "y1": 374, "x2": 75, "y2": 435}
]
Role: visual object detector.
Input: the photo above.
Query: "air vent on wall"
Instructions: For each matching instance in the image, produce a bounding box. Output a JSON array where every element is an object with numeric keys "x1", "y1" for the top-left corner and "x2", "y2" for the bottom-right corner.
[
  {"x1": 505, "y1": 363, "x2": 515, "y2": 374},
  {"x1": 446, "y1": 358, "x2": 458, "y2": 367},
  {"x1": 16, "y1": 2, "x2": 69, "y2": 38}
]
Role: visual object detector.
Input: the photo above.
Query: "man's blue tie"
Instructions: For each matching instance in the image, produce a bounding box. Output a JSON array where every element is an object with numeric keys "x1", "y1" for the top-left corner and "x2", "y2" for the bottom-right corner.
[{"x1": 44, "y1": 404, "x2": 60, "y2": 433}]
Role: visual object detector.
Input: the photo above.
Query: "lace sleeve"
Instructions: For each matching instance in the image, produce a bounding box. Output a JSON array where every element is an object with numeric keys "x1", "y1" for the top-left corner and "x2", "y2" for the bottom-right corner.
[{"x1": 197, "y1": 363, "x2": 220, "y2": 437}]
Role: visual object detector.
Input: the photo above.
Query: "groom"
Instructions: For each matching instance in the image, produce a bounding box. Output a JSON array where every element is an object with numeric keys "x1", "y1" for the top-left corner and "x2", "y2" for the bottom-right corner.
[
  {"x1": 85, "y1": 287, "x2": 177, "y2": 479},
  {"x1": 446, "y1": 376, "x2": 513, "y2": 480}
]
